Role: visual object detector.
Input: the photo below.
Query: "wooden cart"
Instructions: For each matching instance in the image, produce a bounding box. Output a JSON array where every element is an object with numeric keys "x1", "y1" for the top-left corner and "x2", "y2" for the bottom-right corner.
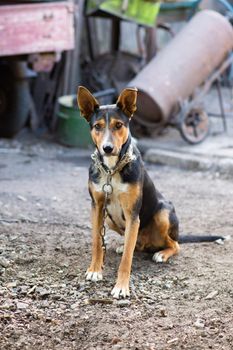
[{"x1": 0, "y1": 1, "x2": 74, "y2": 137}]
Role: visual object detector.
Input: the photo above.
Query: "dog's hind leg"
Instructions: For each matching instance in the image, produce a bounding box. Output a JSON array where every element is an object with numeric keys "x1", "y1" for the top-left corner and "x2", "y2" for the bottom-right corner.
[
  {"x1": 151, "y1": 209, "x2": 180, "y2": 263},
  {"x1": 152, "y1": 241, "x2": 180, "y2": 263}
]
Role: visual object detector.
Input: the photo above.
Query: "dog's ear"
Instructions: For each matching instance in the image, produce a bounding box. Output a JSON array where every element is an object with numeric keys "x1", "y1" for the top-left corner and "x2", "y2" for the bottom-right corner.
[
  {"x1": 116, "y1": 87, "x2": 138, "y2": 118},
  {"x1": 77, "y1": 86, "x2": 99, "y2": 122}
]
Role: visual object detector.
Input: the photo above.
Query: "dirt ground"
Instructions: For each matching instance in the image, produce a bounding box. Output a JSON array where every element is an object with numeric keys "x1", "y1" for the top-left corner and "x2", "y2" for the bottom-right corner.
[{"x1": 0, "y1": 132, "x2": 232, "y2": 350}]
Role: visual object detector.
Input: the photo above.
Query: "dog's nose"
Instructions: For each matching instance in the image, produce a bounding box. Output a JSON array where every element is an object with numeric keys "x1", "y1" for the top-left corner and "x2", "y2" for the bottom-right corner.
[{"x1": 103, "y1": 145, "x2": 113, "y2": 154}]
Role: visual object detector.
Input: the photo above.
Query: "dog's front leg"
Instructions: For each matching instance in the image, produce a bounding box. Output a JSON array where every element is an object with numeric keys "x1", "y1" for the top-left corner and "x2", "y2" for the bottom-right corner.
[
  {"x1": 111, "y1": 213, "x2": 139, "y2": 298},
  {"x1": 111, "y1": 189, "x2": 140, "y2": 298},
  {"x1": 86, "y1": 202, "x2": 104, "y2": 282}
]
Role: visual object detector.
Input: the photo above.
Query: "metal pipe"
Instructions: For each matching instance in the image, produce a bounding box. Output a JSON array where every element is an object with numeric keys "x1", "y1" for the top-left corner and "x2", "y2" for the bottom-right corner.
[{"x1": 129, "y1": 10, "x2": 233, "y2": 125}]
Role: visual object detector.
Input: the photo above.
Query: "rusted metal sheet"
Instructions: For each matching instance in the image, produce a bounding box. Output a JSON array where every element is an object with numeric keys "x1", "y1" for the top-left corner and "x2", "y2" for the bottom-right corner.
[
  {"x1": 129, "y1": 10, "x2": 233, "y2": 124},
  {"x1": 0, "y1": 1, "x2": 74, "y2": 57}
]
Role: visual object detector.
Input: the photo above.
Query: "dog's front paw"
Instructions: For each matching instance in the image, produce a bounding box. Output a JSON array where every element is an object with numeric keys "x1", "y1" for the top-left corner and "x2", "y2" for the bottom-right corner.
[
  {"x1": 152, "y1": 251, "x2": 166, "y2": 263},
  {"x1": 111, "y1": 283, "x2": 130, "y2": 299},
  {"x1": 85, "y1": 270, "x2": 103, "y2": 282}
]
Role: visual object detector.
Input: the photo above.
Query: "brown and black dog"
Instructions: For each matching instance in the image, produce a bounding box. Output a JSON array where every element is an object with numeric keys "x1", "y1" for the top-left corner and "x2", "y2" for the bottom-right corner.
[{"x1": 77, "y1": 86, "x2": 223, "y2": 299}]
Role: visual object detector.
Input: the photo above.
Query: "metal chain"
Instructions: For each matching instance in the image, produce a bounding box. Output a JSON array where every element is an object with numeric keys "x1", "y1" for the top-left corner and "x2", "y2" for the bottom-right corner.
[{"x1": 100, "y1": 173, "x2": 113, "y2": 265}]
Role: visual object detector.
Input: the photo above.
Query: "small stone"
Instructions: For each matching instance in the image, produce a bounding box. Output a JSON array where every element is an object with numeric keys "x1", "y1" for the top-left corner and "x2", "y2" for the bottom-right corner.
[
  {"x1": 0, "y1": 313, "x2": 11, "y2": 320},
  {"x1": 194, "y1": 319, "x2": 205, "y2": 328},
  {"x1": 112, "y1": 345, "x2": 122, "y2": 350},
  {"x1": 36, "y1": 287, "x2": 50, "y2": 297},
  {"x1": 205, "y1": 290, "x2": 218, "y2": 300},
  {"x1": 160, "y1": 308, "x2": 167, "y2": 317},
  {"x1": 19, "y1": 286, "x2": 28, "y2": 294},
  {"x1": 15, "y1": 255, "x2": 36, "y2": 265},
  {"x1": 163, "y1": 282, "x2": 172, "y2": 289},
  {"x1": 0, "y1": 302, "x2": 15, "y2": 310},
  {"x1": 17, "y1": 195, "x2": 27, "y2": 202},
  {"x1": 116, "y1": 300, "x2": 131, "y2": 307},
  {"x1": 0, "y1": 257, "x2": 10, "y2": 268},
  {"x1": 40, "y1": 300, "x2": 49, "y2": 308},
  {"x1": 0, "y1": 287, "x2": 6, "y2": 296},
  {"x1": 61, "y1": 261, "x2": 69, "y2": 268},
  {"x1": 71, "y1": 302, "x2": 80, "y2": 309},
  {"x1": 6, "y1": 281, "x2": 17, "y2": 288},
  {"x1": 0, "y1": 267, "x2": 5, "y2": 276},
  {"x1": 200, "y1": 331, "x2": 208, "y2": 337},
  {"x1": 18, "y1": 272, "x2": 27, "y2": 280},
  {"x1": 16, "y1": 302, "x2": 29, "y2": 310},
  {"x1": 167, "y1": 338, "x2": 179, "y2": 344}
]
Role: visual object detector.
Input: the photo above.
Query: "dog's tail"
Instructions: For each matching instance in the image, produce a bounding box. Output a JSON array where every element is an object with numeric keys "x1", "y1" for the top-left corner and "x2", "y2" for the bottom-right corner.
[{"x1": 178, "y1": 235, "x2": 230, "y2": 244}]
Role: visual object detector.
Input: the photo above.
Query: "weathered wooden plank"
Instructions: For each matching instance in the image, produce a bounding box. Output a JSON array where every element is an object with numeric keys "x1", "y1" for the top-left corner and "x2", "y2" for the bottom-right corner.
[{"x1": 0, "y1": 1, "x2": 74, "y2": 56}]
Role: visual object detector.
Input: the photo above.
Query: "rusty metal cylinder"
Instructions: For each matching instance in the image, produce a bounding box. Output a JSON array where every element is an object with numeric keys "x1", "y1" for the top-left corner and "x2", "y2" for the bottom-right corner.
[{"x1": 129, "y1": 10, "x2": 233, "y2": 124}]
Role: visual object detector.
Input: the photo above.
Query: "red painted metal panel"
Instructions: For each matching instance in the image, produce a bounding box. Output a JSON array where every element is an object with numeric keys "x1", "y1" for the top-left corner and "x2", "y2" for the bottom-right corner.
[{"x1": 0, "y1": 1, "x2": 75, "y2": 56}]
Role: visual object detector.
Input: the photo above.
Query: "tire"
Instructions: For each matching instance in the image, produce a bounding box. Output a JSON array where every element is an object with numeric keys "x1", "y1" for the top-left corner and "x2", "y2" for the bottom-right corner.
[
  {"x1": 0, "y1": 62, "x2": 30, "y2": 138},
  {"x1": 179, "y1": 108, "x2": 210, "y2": 145}
]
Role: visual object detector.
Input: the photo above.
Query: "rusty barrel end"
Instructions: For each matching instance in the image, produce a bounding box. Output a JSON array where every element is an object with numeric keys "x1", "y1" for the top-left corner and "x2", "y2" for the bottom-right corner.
[{"x1": 129, "y1": 10, "x2": 233, "y2": 126}]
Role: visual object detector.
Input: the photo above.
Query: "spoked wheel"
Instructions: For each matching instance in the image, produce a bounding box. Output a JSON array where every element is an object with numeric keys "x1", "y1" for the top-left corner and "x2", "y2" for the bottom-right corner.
[{"x1": 179, "y1": 108, "x2": 210, "y2": 144}]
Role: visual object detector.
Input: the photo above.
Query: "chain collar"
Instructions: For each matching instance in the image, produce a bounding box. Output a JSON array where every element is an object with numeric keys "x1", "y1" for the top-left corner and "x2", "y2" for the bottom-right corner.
[{"x1": 91, "y1": 143, "x2": 136, "y2": 178}]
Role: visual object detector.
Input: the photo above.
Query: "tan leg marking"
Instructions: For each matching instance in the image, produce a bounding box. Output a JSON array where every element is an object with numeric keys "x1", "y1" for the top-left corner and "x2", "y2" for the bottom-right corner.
[
  {"x1": 86, "y1": 184, "x2": 105, "y2": 282},
  {"x1": 151, "y1": 210, "x2": 180, "y2": 263},
  {"x1": 137, "y1": 209, "x2": 180, "y2": 262},
  {"x1": 111, "y1": 184, "x2": 141, "y2": 298}
]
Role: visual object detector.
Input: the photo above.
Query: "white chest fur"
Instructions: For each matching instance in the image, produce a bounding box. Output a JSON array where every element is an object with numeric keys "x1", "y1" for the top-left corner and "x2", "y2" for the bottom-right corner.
[{"x1": 93, "y1": 172, "x2": 128, "y2": 229}]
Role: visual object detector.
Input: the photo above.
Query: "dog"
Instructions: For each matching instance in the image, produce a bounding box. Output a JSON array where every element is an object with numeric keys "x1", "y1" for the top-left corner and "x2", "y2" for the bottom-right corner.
[{"x1": 77, "y1": 86, "x2": 224, "y2": 299}]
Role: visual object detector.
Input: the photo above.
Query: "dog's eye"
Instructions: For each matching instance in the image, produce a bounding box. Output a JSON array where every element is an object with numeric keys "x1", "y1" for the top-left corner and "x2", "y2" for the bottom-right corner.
[
  {"x1": 115, "y1": 122, "x2": 123, "y2": 130},
  {"x1": 94, "y1": 124, "x2": 102, "y2": 131}
]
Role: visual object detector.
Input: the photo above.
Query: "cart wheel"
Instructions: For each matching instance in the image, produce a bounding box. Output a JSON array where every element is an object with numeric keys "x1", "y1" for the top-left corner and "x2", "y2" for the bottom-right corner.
[{"x1": 179, "y1": 108, "x2": 210, "y2": 144}]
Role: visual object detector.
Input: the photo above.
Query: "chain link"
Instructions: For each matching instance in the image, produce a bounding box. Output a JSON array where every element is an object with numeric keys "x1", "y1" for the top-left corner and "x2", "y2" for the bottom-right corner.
[{"x1": 100, "y1": 174, "x2": 113, "y2": 265}]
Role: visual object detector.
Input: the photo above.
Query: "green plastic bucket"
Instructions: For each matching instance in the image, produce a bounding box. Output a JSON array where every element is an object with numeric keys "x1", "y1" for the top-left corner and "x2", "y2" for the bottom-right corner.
[
  {"x1": 56, "y1": 89, "x2": 116, "y2": 148},
  {"x1": 56, "y1": 95, "x2": 93, "y2": 148}
]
